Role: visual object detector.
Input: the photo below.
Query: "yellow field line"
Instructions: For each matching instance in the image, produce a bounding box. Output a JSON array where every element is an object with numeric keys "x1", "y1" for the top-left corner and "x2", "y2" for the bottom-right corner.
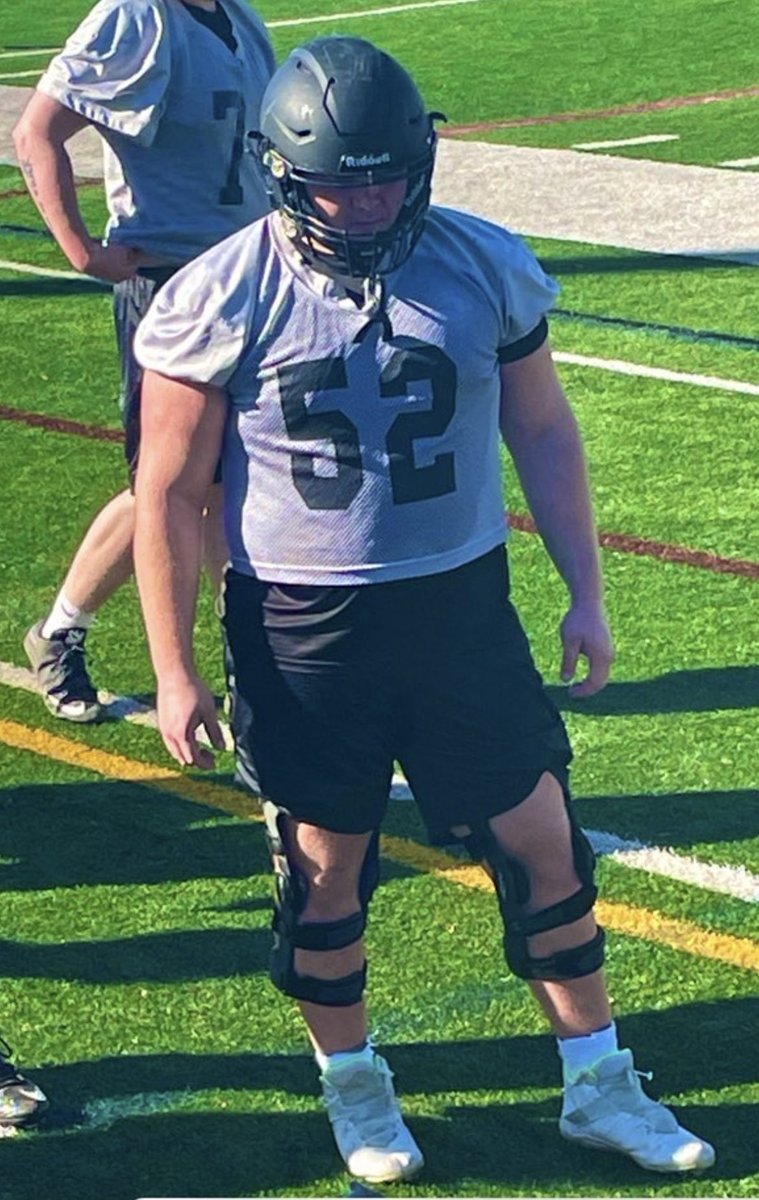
[
  {"x1": 0, "y1": 718, "x2": 257, "y2": 821},
  {"x1": 383, "y1": 835, "x2": 759, "y2": 973},
  {"x1": 2, "y1": 718, "x2": 758, "y2": 973}
]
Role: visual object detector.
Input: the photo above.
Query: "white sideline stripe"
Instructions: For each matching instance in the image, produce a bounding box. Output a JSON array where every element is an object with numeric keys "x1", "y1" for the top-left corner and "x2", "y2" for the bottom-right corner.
[
  {"x1": 0, "y1": 258, "x2": 97, "y2": 281},
  {"x1": 585, "y1": 828, "x2": 759, "y2": 903},
  {"x1": 0, "y1": 70, "x2": 43, "y2": 80},
  {"x1": 268, "y1": 0, "x2": 487, "y2": 26},
  {"x1": 1, "y1": 659, "x2": 757, "y2": 902},
  {"x1": 3, "y1": 259, "x2": 759, "y2": 398},
  {"x1": 720, "y1": 156, "x2": 759, "y2": 169},
  {"x1": 573, "y1": 135, "x2": 680, "y2": 150},
  {"x1": 0, "y1": 49, "x2": 60, "y2": 59},
  {"x1": 0, "y1": 0, "x2": 489, "y2": 68},
  {"x1": 553, "y1": 351, "x2": 759, "y2": 397},
  {"x1": 83, "y1": 1091, "x2": 203, "y2": 1129}
]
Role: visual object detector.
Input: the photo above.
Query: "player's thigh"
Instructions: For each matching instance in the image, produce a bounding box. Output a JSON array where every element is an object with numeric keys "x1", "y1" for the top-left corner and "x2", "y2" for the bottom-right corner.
[
  {"x1": 221, "y1": 569, "x2": 396, "y2": 834},
  {"x1": 398, "y1": 556, "x2": 572, "y2": 844},
  {"x1": 112, "y1": 268, "x2": 180, "y2": 482}
]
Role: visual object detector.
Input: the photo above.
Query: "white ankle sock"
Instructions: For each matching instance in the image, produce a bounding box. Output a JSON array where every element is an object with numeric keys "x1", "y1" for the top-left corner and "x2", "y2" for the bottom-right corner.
[
  {"x1": 557, "y1": 1021, "x2": 619, "y2": 1080},
  {"x1": 315, "y1": 1041, "x2": 371, "y2": 1072},
  {"x1": 42, "y1": 593, "x2": 94, "y2": 639}
]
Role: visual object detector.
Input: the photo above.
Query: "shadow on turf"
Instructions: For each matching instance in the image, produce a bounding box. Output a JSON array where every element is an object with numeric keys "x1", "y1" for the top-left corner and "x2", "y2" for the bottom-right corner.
[
  {"x1": 4, "y1": 998, "x2": 754, "y2": 1199},
  {"x1": 0, "y1": 927, "x2": 274, "y2": 984},
  {"x1": 573, "y1": 786, "x2": 759, "y2": 850},
  {"x1": 540, "y1": 250, "x2": 759, "y2": 276},
  {"x1": 0, "y1": 779, "x2": 272, "y2": 891},
  {"x1": 548, "y1": 665, "x2": 759, "y2": 717},
  {"x1": 0, "y1": 778, "x2": 420, "y2": 894},
  {"x1": 0, "y1": 276, "x2": 108, "y2": 297}
]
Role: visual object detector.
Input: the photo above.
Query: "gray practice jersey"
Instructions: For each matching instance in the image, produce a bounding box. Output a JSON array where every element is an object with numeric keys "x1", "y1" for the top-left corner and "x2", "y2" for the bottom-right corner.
[
  {"x1": 38, "y1": 0, "x2": 275, "y2": 262},
  {"x1": 136, "y1": 206, "x2": 559, "y2": 584}
]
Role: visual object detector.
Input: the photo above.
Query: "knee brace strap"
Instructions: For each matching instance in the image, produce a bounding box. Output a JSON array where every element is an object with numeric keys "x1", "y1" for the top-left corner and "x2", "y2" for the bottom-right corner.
[
  {"x1": 271, "y1": 940, "x2": 367, "y2": 1007},
  {"x1": 516, "y1": 926, "x2": 606, "y2": 982},
  {"x1": 264, "y1": 802, "x2": 378, "y2": 1005},
  {"x1": 464, "y1": 813, "x2": 605, "y2": 981}
]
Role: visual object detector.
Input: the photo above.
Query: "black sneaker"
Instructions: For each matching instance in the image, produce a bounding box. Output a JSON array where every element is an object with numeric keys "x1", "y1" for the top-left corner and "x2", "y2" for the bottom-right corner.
[
  {"x1": 23, "y1": 620, "x2": 103, "y2": 723},
  {"x1": 0, "y1": 1038, "x2": 48, "y2": 1127}
]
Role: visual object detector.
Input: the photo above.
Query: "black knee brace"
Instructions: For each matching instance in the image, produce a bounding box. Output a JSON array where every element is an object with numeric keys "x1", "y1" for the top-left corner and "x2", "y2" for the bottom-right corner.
[
  {"x1": 263, "y1": 802, "x2": 380, "y2": 1006},
  {"x1": 463, "y1": 809, "x2": 605, "y2": 981}
]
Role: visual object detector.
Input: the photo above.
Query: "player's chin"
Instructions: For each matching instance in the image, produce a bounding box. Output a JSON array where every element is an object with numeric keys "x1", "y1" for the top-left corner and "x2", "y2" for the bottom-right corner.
[{"x1": 348, "y1": 223, "x2": 391, "y2": 236}]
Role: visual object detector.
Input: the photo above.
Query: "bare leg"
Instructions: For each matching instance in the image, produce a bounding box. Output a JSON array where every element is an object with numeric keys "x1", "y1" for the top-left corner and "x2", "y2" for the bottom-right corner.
[
  {"x1": 480, "y1": 772, "x2": 612, "y2": 1036},
  {"x1": 282, "y1": 823, "x2": 423, "y2": 1181},
  {"x1": 58, "y1": 488, "x2": 135, "y2": 613},
  {"x1": 284, "y1": 819, "x2": 372, "y2": 1055}
]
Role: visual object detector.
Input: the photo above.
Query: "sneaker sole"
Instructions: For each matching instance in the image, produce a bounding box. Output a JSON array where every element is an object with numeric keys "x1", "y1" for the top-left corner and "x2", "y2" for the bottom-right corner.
[
  {"x1": 560, "y1": 1128, "x2": 715, "y2": 1173},
  {"x1": 43, "y1": 694, "x2": 103, "y2": 724},
  {"x1": 0, "y1": 1092, "x2": 49, "y2": 1128},
  {"x1": 350, "y1": 1160, "x2": 424, "y2": 1185},
  {"x1": 23, "y1": 625, "x2": 103, "y2": 724}
]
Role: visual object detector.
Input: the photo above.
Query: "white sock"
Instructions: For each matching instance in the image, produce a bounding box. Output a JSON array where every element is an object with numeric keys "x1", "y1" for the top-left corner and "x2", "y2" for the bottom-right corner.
[
  {"x1": 557, "y1": 1021, "x2": 619, "y2": 1081},
  {"x1": 42, "y1": 593, "x2": 94, "y2": 639},
  {"x1": 315, "y1": 1040, "x2": 371, "y2": 1072}
]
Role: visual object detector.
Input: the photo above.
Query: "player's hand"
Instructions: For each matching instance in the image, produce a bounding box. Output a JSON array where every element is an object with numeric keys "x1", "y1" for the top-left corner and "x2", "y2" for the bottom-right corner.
[
  {"x1": 74, "y1": 238, "x2": 144, "y2": 282},
  {"x1": 559, "y1": 602, "x2": 615, "y2": 698},
  {"x1": 156, "y1": 673, "x2": 226, "y2": 769}
]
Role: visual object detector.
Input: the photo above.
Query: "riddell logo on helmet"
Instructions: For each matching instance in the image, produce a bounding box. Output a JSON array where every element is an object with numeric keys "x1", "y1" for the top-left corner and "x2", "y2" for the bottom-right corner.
[{"x1": 341, "y1": 152, "x2": 392, "y2": 169}]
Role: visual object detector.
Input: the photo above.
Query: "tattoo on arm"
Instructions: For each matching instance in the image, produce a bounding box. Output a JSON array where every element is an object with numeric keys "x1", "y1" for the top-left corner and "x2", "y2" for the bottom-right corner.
[{"x1": 19, "y1": 156, "x2": 46, "y2": 215}]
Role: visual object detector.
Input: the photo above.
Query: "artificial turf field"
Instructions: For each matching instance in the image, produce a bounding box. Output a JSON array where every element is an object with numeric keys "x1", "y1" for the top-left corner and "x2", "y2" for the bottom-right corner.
[{"x1": 0, "y1": 1, "x2": 758, "y2": 1197}]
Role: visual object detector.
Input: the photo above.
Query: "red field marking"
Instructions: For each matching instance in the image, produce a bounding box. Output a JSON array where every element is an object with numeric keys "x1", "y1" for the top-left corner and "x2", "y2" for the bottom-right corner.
[
  {"x1": 0, "y1": 177, "x2": 101, "y2": 202},
  {"x1": 2, "y1": 403, "x2": 757, "y2": 578},
  {"x1": 443, "y1": 84, "x2": 759, "y2": 136},
  {"x1": 510, "y1": 512, "x2": 759, "y2": 578},
  {"x1": 0, "y1": 404, "x2": 122, "y2": 443}
]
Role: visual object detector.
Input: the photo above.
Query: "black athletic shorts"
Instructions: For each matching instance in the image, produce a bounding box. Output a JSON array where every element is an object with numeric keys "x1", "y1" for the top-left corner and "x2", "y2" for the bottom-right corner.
[
  {"x1": 113, "y1": 265, "x2": 223, "y2": 487},
  {"x1": 221, "y1": 546, "x2": 573, "y2": 843}
]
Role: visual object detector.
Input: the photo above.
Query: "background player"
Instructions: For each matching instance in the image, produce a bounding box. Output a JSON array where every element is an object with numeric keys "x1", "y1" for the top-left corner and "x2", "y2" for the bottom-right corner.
[{"x1": 13, "y1": 0, "x2": 275, "y2": 722}]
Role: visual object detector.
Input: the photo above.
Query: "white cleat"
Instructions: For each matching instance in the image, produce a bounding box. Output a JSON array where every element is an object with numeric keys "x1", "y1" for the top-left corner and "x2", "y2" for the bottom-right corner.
[
  {"x1": 560, "y1": 1049, "x2": 715, "y2": 1173},
  {"x1": 320, "y1": 1049, "x2": 424, "y2": 1184}
]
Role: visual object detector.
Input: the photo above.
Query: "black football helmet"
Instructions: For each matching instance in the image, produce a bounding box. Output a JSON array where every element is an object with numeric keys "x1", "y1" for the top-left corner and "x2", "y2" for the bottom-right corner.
[{"x1": 253, "y1": 36, "x2": 444, "y2": 279}]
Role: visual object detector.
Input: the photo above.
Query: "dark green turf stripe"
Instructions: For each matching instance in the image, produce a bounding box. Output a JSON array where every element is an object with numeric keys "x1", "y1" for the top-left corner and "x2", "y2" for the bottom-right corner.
[{"x1": 553, "y1": 307, "x2": 759, "y2": 351}]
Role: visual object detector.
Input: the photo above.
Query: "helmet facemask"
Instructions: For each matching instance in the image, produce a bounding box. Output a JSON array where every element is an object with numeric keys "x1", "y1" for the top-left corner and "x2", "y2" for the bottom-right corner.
[
  {"x1": 252, "y1": 37, "x2": 445, "y2": 281},
  {"x1": 261, "y1": 137, "x2": 438, "y2": 280}
]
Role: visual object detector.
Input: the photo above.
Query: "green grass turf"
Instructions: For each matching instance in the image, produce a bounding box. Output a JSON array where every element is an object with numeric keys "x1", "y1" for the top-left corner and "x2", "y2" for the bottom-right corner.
[
  {"x1": 3, "y1": 0, "x2": 759, "y2": 131},
  {"x1": 533, "y1": 238, "x2": 759, "y2": 339},
  {"x1": 473, "y1": 95, "x2": 759, "y2": 171},
  {"x1": 2, "y1": 720, "x2": 757, "y2": 1198},
  {"x1": 0, "y1": 4, "x2": 757, "y2": 1197}
]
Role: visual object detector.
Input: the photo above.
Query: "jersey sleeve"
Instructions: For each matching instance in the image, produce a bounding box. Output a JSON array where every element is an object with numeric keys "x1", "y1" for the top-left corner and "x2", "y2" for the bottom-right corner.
[
  {"x1": 37, "y1": 0, "x2": 170, "y2": 144},
  {"x1": 134, "y1": 254, "x2": 250, "y2": 387},
  {"x1": 494, "y1": 230, "x2": 559, "y2": 359}
]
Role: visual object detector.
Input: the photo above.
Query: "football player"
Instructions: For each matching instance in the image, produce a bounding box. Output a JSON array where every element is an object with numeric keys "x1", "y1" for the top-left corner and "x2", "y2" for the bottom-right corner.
[
  {"x1": 13, "y1": 0, "x2": 275, "y2": 722},
  {"x1": 132, "y1": 36, "x2": 716, "y2": 1186},
  {"x1": 0, "y1": 1035, "x2": 47, "y2": 1130}
]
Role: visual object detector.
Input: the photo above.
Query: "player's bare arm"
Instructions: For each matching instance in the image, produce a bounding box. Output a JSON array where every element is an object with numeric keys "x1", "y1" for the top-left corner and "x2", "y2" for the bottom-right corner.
[
  {"x1": 499, "y1": 339, "x2": 614, "y2": 696},
  {"x1": 134, "y1": 370, "x2": 227, "y2": 767},
  {"x1": 12, "y1": 91, "x2": 141, "y2": 281}
]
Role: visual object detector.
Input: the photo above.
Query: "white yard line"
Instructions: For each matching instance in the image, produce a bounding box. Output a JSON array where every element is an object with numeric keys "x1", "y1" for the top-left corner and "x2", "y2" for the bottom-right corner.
[
  {"x1": 0, "y1": 0, "x2": 489, "y2": 69},
  {"x1": 0, "y1": 257, "x2": 95, "y2": 280},
  {"x1": 1, "y1": 659, "x2": 756, "y2": 902},
  {"x1": 0, "y1": 49, "x2": 59, "y2": 59},
  {"x1": 720, "y1": 155, "x2": 759, "y2": 169},
  {"x1": 553, "y1": 351, "x2": 759, "y2": 396},
  {"x1": 268, "y1": 0, "x2": 487, "y2": 26},
  {"x1": 83, "y1": 1091, "x2": 210, "y2": 1130},
  {"x1": 573, "y1": 135, "x2": 680, "y2": 150},
  {"x1": 0, "y1": 0, "x2": 489, "y2": 78},
  {"x1": 0, "y1": 69, "x2": 44, "y2": 80},
  {"x1": 3, "y1": 258, "x2": 759, "y2": 396}
]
